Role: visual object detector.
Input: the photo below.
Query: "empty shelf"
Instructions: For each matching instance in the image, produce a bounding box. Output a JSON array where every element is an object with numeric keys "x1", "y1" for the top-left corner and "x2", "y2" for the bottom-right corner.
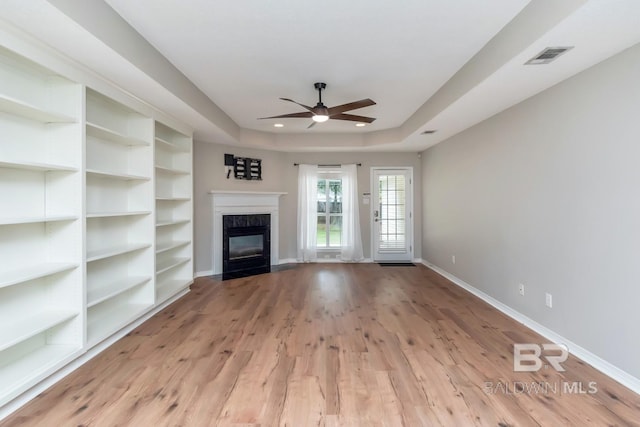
[
  {"x1": 155, "y1": 196, "x2": 191, "y2": 201},
  {"x1": 156, "y1": 278, "x2": 191, "y2": 303},
  {"x1": 87, "y1": 302, "x2": 152, "y2": 348},
  {"x1": 156, "y1": 219, "x2": 190, "y2": 227},
  {"x1": 0, "y1": 94, "x2": 76, "y2": 123},
  {"x1": 156, "y1": 257, "x2": 190, "y2": 275},
  {"x1": 86, "y1": 168, "x2": 150, "y2": 181},
  {"x1": 155, "y1": 240, "x2": 190, "y2": 254},
  {"x1": 0, "y1": 310, "x2": 78, "y2": 352},
  {"x1": 155, "y1": 137, "x2": 190, "y2": 152},
  {"x1": 86, "y1": 243, "x2": 151, "y2": 262},
  {"x1": 86, "y1": 211, "x2": 151, "y2": 218},
  {"x1": 0, "y1": 215, "x2": 77, "y2": 226},
  {"x1": 0, "y1": 344, "x2": 80, "y2": 406},
  {"x1": 0, "y1": 160, "x2": 77, "y2": 172},
  {"x1": 86, "y1": 122, "x2": 149, "y2": 146},
  {"x1": 0, "y1": 263, "x2": 77, "y2": 289},
  {"x1": 155, "y1": 165, "x2": 189, "y2": 175},
  {"x1": 87, "y1": 276, "x2": 151, "y2": 307}
]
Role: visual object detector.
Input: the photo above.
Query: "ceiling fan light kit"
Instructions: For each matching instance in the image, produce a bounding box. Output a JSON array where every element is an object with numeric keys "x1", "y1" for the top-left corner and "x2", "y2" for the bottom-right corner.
[{"x1": 259, "y1": 82, "x2": 376, "y2": 128}]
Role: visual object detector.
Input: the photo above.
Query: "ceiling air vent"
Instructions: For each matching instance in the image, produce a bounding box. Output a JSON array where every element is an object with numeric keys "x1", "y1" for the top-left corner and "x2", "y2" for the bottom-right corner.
[
  {"x1": 421, "y1": 130, "x2": 437, "y2": 135},
  {"x1": 525, "y1": 46, "x2": 574, "y2": 65}
]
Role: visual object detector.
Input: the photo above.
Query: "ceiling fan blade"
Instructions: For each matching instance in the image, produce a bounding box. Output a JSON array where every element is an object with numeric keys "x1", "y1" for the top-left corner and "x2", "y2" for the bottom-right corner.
[
  {"x1": 307, "y1": 121, "x2": 317, "y2": 129},
  {"x1": 330, "y1": 113, "x2": 376, "y2": 123},
  {"x1": 327, "y1": 99, "x2": 376, "y2": 115},
  {"x1": 280, "y1": 98, "x2": 315, "y2": 113},
  {"x1": 258, "y1": 112, "x2": 313, "y2": 120}
]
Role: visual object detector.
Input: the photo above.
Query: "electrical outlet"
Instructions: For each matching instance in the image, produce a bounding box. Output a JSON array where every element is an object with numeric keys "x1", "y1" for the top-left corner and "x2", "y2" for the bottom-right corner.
[
  {"x1": 546, "y1": 293, "x2": 553, "y2": 308},
  {"x1": 452, "y1": 255, "x2": 456, "y2": 264},
  {"x1": 519, "y1": 284, "x2": 525, "y2": 296}
]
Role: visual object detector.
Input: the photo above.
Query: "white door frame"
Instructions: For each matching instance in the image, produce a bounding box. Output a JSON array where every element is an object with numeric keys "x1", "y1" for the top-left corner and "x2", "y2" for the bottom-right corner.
[{"x1": 370, "y1": 167, "x2": 414, "y2": 262}]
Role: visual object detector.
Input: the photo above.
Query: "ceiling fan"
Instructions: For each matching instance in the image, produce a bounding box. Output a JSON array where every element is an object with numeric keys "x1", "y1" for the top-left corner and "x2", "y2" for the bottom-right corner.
[{"x1": 259, "y1": 82, "x2": 376, "y2": 128}]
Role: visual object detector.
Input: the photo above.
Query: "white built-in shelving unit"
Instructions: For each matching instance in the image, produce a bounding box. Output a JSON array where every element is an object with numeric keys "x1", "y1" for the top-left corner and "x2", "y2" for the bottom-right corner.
[
  {"x1": 154, "y1": 122, "x2": 193, "y2": 304},
  {"x1": 85, "y1": 89, "x2": 155, "y2": 347},
  {"x1": 0, "y1": 47, "x2": 83, "y2": 406},
  {"x1": 0, "y1": 41, "x2": 193, "y2": 413}
]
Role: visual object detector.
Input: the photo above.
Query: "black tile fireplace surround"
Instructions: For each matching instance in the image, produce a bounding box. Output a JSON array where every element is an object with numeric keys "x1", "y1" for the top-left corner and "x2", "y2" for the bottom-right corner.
[{"x1": 222, "y1": 214, "x2": 271, "y2": 280}]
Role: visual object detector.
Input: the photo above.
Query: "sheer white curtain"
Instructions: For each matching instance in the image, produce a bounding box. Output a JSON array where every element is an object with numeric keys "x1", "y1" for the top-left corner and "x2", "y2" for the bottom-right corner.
[
  {"x1": 339, "y1": 164, "x2": 364, "y2": 262},
  {"x1": 297, "y1": 164, "x2": 318, "y2": 262}
]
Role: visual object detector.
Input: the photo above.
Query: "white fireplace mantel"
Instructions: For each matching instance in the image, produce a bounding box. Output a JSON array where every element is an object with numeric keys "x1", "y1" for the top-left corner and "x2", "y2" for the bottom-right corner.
[{"x1": 209, "y1": 191, "x2": 287, "y2": 275}]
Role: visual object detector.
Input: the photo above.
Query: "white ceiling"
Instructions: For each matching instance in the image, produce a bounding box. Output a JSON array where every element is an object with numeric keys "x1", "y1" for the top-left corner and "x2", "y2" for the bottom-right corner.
[
  {"x1": 2, "y1": 0, "x2": 640, "y2": 152},
  {"x1": 103, "y1": 0, "x2": 529, "y2": 134}
]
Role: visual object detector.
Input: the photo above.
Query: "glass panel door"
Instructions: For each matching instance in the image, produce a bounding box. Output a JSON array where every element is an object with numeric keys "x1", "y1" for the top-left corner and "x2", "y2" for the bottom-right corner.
[{"x1": 372, "y1": 168, "x2": 412, "y2": 261}]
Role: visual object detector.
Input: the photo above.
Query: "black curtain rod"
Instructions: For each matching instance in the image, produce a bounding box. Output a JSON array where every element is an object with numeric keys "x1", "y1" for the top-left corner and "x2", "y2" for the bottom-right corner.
[{"x1": 293, "y1": 163, "x2": 362, "y2": 167}]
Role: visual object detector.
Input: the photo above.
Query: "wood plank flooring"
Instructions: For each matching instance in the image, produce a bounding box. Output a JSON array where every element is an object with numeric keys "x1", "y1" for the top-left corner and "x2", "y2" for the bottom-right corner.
[{"x1": 2, "y1": 264, "x2": 640, "y2": 426}]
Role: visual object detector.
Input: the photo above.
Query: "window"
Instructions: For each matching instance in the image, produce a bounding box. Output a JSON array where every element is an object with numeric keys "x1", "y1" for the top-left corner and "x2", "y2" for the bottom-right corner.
[
  {"x1": 297, "y1": 163, "x2": 362, "y2": 262},
  {"x1": 316, "y1": 177, "x2": 342, "y2": 248}
]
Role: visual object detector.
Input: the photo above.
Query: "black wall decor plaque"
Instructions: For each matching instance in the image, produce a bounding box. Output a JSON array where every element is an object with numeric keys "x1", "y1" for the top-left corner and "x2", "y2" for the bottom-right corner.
[{"x1": 232, "y1": 156, "x2": 262, "y2": 180}]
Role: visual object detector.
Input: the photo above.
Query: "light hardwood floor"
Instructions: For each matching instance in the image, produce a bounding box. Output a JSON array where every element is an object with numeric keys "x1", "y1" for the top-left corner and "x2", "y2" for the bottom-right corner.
[{"x1": 2, "y1": 264, "x2": 640, "y2": 426}]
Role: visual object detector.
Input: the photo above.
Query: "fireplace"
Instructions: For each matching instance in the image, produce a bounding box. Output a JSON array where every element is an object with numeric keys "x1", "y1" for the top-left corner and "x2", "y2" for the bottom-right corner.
[
  {"x1": 222, "y1": 214, "x2": 270, "y2": 280},
  {"x1": 210, "y1": 191, "x2": 285, "y2": 277}
]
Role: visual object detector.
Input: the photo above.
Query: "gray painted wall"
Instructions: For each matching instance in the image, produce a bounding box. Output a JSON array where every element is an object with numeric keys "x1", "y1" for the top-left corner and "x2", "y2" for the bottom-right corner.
[
  {"x1": 194, "y1": 142, "x2": 421, "y2": 273},
  {"x1": 421, "y1": 43, "x2": 640, "y2": 378}
]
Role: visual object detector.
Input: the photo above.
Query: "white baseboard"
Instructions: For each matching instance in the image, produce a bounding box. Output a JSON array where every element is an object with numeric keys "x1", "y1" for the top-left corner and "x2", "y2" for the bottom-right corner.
[
  {"x1": 315, "y1": 258, "x2": 343, "y2": 263},
  {"x1": 279, "y1": 258, "x2": 374, "y2": 264},
  {"x1": 419, "y1": 259, "x2": 640, "y2": 395},
  {"x1": 198, "y1": 259, "x2": 373, "y2": 273}
]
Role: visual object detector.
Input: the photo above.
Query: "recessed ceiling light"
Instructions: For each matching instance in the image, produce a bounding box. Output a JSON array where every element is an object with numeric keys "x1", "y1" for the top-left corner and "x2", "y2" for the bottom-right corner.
[
  {"x1": 274, "y1": 123, "x2": 284, "y2": 128},
  {"x1": 355, "y1": 123, "x2": 366, "y2": 127}
]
